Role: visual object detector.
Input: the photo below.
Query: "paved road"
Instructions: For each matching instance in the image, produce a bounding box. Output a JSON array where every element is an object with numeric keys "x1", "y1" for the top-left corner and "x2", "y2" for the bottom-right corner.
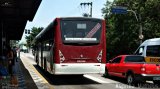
[{"x1": 20, "y1": 52, "x2": 159, "y2": 89}]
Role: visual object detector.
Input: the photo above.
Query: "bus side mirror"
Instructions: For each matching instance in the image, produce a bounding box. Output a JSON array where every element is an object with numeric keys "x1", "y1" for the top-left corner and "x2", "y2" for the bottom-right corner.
[
  {"x1": 138, "y1": 48, "x2": 143, "y2": 55},
  {"x1": 135, "y1": 47, "x2": 143, "y2": 55},
  {"x1": 139, "y1": 52, "x2": 143, "y2": 55}
]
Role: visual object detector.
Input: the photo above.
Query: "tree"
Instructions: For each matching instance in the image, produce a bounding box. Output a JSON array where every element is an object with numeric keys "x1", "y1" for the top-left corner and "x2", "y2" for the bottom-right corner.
[
  {"x1": 25, "y1": 27, "x2": 43, "y2": 48},
  {"x1": 102, "y1": 0, "x2": 160, "y2": 61}
]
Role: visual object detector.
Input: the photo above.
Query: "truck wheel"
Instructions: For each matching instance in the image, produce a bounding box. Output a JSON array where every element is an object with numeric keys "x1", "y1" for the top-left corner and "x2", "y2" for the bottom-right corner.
[
  {"x1": 153, "y1": 80, "x2": 160, "y2": 85},
  {"x1": 127, "y1": 74, "x2": 135, "y2": 85}
]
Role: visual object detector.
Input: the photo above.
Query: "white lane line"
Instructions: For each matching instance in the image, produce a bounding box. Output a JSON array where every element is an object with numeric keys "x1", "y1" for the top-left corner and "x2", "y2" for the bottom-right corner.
[{"x1": 84, "y1": 75, "x2": 109, "y2": 83}]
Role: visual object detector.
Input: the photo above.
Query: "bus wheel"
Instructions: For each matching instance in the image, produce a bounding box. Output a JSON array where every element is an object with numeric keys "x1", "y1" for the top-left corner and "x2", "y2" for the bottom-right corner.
[
  {"x1": 36, "y1": 56, "x2": 39, "y2": 65},
  {"x1": 44, "y1": 58, "x2": 47, "y2": 72}
]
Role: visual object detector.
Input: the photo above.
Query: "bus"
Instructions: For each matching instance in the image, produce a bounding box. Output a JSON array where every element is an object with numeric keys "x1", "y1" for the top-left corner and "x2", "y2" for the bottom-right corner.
[
  {"x1": 134, "y1": 38, "x2": 160, "y2": 63},
  {"x1": 33, "y1": 17, "x2": 106, "y2": 75}
]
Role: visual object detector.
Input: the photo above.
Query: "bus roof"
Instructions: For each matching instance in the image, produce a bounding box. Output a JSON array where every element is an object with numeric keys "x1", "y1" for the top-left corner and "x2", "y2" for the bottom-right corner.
[
  {"x1": 141, "y1": 38, "x2": 160, "y2": 46},
  {"x1": 57, "y1": 17, "x2": 104, "y2": 21}
]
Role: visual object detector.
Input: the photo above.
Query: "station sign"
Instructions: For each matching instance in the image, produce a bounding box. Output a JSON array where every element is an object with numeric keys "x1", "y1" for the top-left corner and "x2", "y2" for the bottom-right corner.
[{"x1": 111, "y1": 6, "x2": 127, "y2": 14}]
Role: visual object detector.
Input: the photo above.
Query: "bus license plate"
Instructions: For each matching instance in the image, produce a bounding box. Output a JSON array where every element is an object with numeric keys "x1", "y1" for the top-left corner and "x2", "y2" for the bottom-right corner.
[
  {"x1": 77, "y1": 60, "x2": 86, "y2": 63},
  {"x1": 153, "y1": 77, "x2": 160, "y2": 80}
]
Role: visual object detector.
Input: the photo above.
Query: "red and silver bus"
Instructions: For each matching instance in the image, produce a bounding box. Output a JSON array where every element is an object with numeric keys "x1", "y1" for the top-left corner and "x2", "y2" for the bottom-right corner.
[{"x1": 33, "y1": 17, "x2": 106, "y2": 75}]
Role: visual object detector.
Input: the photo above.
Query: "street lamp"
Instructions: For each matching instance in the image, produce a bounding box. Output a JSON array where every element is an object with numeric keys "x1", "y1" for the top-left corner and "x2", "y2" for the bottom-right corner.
[{"x1": 127, "y1": 10, "x2": 143, "y2": 44}]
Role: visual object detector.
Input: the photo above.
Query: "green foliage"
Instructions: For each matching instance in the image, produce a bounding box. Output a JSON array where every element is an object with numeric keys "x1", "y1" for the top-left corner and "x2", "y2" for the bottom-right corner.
[
  {"x1": 102, "y1": 0, "x2": 160, "y2": 61},
  {"x1": 25, "y1": 27, "x2": 43, "y2": 47}
]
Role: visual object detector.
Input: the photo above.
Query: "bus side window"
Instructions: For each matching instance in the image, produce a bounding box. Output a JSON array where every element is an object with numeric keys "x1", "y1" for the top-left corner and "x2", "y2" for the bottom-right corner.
[
  {"x1": 135, "y1": 46, "x2": 144, "y2": 55},
  {"x1": 49, "y1": 40, "x2": 53, "y2": 49},
  {"x1": 146, "y1": 45, "x2": 160, "y2": 57},
  {"x1": 45, "y1": 41, "x2": 50, "y2": 51}
]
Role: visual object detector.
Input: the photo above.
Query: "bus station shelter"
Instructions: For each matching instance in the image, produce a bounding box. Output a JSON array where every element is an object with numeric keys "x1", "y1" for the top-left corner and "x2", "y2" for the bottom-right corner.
[{"x1": 0, "y1": 0, "x2": 42, "y2": 56}]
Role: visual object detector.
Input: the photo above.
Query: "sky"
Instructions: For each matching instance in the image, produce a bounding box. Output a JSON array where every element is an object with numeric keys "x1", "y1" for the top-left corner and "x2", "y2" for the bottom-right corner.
[
  {"x1": 25, "y1": 0, "x2": 109, "y2": 29},
  {"x1": 21, "y1": 0, "x2": 113, "y2": 42}
]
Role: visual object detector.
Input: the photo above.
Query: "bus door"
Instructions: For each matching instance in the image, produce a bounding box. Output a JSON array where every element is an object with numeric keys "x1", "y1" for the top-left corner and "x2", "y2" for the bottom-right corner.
[
  {"x1": 39, "y1": 42, "x2": 44, "y2": 67},
  {"x1": 49, "y1": 45, "x2": 54, "y2": 73}
]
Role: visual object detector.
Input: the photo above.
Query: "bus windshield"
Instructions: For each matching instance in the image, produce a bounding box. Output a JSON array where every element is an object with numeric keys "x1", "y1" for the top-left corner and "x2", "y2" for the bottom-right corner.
[{"x1": 60, "y1": 20, "x2": 102, "y2": 44}]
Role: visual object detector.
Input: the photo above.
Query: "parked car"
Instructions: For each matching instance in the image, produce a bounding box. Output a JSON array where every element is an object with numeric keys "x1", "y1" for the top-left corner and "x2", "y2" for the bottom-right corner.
[{"x1": 104, "y1": 55, "x2": 160, "y2": 85}]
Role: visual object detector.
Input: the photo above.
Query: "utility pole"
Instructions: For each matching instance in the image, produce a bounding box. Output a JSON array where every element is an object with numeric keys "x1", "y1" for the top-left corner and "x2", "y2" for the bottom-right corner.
[
  {"x1": 80, "y1": 2, "x2": 92, "y2": 17},
  {"x1": 139, "y1": 14, "x2": 143, "y2": 44}
]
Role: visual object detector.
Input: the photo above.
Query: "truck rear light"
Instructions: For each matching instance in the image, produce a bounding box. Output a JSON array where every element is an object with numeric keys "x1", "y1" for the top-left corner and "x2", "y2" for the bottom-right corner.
[
  {"x1": 97, "y1": 50, "x2": 102, "y2": 62},
  {"x1": 59, "y1": 50, "x2": 65, "y2": 63},
  {"x1": 141, "y1": 67, "x2": 146, "y2": 72}
]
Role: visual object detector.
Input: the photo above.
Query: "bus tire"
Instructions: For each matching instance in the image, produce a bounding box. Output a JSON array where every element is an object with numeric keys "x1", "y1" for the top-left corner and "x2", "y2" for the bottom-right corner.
[
  {"x1": 36, "y1": 56, "x2": 39, "y2": 65},
  {"x1": 44, "y1": 58, "x2": 47, "y2": 72}
]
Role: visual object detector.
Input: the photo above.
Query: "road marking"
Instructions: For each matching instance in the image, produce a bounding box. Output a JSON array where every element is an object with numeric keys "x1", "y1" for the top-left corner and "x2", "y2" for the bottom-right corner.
[
  {"x1": 84, "y1": 74, "x2": 109, "y2": 83},
  {"x1": 21, "y1": 55, "x2": 53, "y2": 89}
]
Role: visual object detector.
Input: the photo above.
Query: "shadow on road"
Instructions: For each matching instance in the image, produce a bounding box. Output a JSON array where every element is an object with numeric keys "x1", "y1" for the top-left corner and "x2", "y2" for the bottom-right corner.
[{"x1": 33, "y1": 65, "x2": 101, "y2": 85}]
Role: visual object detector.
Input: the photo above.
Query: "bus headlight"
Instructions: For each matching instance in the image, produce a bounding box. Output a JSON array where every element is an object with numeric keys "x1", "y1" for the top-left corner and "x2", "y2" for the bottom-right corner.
[
  {"x1": 97, "y1": 50, "x2": 102, "y2": 62},
  {"x1": 59, "y1": 50, "x2": 65, "y2": 63}
]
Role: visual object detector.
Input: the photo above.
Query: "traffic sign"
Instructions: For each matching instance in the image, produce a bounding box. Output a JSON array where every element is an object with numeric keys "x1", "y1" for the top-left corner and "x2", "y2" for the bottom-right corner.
[
  {"x1": 111, "y1": 6, "x2": 127, "y2": 14},
  {"x1": 139, "y1": 35, "x2": 144, "y2": 40}
]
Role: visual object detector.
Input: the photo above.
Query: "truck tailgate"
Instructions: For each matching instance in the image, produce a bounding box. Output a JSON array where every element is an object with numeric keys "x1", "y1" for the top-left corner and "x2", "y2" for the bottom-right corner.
[{"x1": 144, "y1": 64, "x2": 160, "y2": 74}]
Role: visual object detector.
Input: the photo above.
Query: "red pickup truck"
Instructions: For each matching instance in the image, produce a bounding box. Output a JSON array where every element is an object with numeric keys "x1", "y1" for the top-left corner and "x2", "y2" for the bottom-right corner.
[{"x1": 105, "y1": 55, "x2": 160, "y2": 85}]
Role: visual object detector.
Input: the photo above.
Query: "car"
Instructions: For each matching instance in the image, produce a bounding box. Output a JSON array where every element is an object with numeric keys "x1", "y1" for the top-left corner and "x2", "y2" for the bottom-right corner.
[{"x1": 105, "y1": 55, "x2": 160, "y2": 85}]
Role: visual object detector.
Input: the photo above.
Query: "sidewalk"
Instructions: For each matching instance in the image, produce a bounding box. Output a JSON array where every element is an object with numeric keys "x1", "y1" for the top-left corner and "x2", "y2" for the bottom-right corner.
[{"x1": 0, "y1": 58, "x2": 38, "y2": 89}]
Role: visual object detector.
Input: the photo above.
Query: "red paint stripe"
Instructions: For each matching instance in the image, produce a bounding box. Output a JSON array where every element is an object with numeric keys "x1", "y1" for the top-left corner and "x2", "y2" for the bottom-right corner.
[{"x1": 85, "y1": 23, "x2": 101, "y2": 38}]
